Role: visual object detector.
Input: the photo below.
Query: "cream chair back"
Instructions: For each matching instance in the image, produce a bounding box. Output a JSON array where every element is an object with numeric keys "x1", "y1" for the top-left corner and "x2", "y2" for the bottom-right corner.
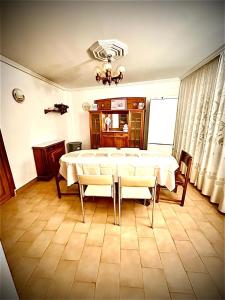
[
  {"x1": 120, "y1": 175, "x2": 156, "y2": 187},
  {"x1": 78, "y1": 175, "x2": 113, "y2": 185}
]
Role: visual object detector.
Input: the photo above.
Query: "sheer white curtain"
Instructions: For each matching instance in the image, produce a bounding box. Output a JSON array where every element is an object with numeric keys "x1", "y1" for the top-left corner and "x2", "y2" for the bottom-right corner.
[{"x1": 174, "y1": 51, "x2": 225, "y2": 213}]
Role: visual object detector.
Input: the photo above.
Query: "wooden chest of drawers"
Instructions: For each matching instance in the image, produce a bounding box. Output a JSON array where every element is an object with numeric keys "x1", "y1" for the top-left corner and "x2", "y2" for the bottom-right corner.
[{"x1": 32, "y1": 140, "x2": 65, "y2": 180}]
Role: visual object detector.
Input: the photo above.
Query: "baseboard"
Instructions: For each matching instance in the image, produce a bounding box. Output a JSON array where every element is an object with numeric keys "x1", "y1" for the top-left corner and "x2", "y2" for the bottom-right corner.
[{"x1": 15, "y1": 178, "x2": 37, "y2": 194}]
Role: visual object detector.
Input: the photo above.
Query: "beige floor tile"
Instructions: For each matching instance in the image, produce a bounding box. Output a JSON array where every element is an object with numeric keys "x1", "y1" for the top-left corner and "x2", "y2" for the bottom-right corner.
[
  {"x1": 5, "y1": 241, "x2": 32, "y2": 268},
  {"x1": 101, "y1": 235, "x2": 120, "y2": 264},
  {"x1": 19, "y1": 220, "x2": 47, "y2": 242},
  {"x1": 121, "y1": 226, "x2": 138, "y2": 249},
  {"x1": 75, "y1": 246, "x2": 101, "y2": 282},
  {"x1": 205, "y1": 213, "x2": 224, "y2": 235},
  {"x1": 95, "y1": 262, "x2": 120, "y2": 299},
  {"x1": 160, "y1": 252, "x2": 193, "y2": 294},
  {"x1": 105, "y1": 222, "x2": 121, "y2": 236},
  {"x1": 212, "y1": 239, "x2": 225, "y2": 261},
  {"x1": 92, "y1": 207, "x2": 108, "y2": 223},
  {"x1": 69, "y1": 282, "x2": 95, "y2": 299},
  {"x1": 150, "y1": 210, "x2": 167, "y2": 228},
  {"x1": 45, "y1": 259, "x2": 78, "y2": 299},
  {"x1": 25, "y1": 231, "x2": 55, "y2": 258},
  {"x1": 33, "y1": 243, "x2": 64, "y2": 278},
  {"x1": 186, "y1": 229, "x2": 217, "y2": 257},
  {"x1": 175, "y1": 240, "x2": 207, "y2": 273},
  {"x1": 120, "y1": 250, "x2": 143, "y2": 288},
  {"x1": 202, "y1": 256, "x2": 224, "y2": 298},
  {"x1": 45, "y1": 213, "x2": 65, "y2": 230},
  {"x1": 166, "y1": 219, "x2": 189, "y2": 241},
  {"x1": 177, "y1": 213, "x2": 198, "y2": 230},
  {"x1": 136, "y1": 218, "x2": 154, "y2": 238},
  {"x1": 134, "y1": 203, "x2": 149, "y2": 218},
  {"x1": 160, "y1": 205, "x2": 177, "y2": 220},
  {"x1": 11, "y1": 257, "x2": 39, "y2": 294},
  {"x1": 197, "y1": 221, "x2": 224, "y2": 244},
  {"x1": 120, "y1": 287, "x2": 145, "y2": 300},
  {"x1": 188, "y1": 272, "x2": 221, "y2": 300},
  {"x1": 121, "y1": 210, "x2": 136, "y2": 226},
  {"x1": 86, "y1": 223, "x2": 105, "y2": 246},
  {"x1": 139, "y1": 237, "x2": 162, "y2": 268},
  {"x1": 143, "y1": 267, "x2": 170, "y2": 299},
  {"x1": 154, "y1": 228, "x2": 177, "y2": 252},
  {"x1": 2, "y1": 229, "x2": 26, "y2": 252},
  {"x1": 16, "y1": 211, "x2": 40, "y2": 230},
  {"x1": 170, "y1": 292, "x2": 197, "y2": 300},
  {"x1": 20, "y1": 277, "x2": 51, "y2": 300},
  {"x1": 121, "y1": 249, "x2": 141, "y2": 266},
  {"x1": 52, "y1": 219, "x2": 75, "y2": 244},
  {"x1": 186, "y1": 206, "x2": 207, "y2": 222},
  {"x1": 74, "y1": 220, "x2": 91, "y2": 233},
  {"x1": 62, "y1": 232, "x2": 86, "y2": 260}
]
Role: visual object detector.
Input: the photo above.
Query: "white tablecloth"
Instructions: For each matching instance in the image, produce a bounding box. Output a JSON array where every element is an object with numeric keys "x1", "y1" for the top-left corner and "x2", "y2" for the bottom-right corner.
[{"x1": 59, "y1": 149, "x2": 179, "y2": 191}]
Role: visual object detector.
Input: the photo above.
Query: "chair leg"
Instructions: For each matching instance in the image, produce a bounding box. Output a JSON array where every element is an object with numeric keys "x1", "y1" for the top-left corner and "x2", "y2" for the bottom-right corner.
[
  {"x1": 174, "y1": 185, "x2": 178, "y2": 193},
  {"x1": 156, "y1": 185, "x2": 160, "y2": 203},
  {"x1": 113, "y1": 194, "x2": 116, "y2": 225},
  {"x1": 152, "y1": 187, "x2": 156, "y2": 228},
  {"x1": 79, "y1": 185, "x2": 85, "y2": 222},
  {"x1": 55, "y1": 175, "x2": 61, "y2": 199},
  {"x1": 180, "y1": 185, "x2": 187, "y2": 206},
  {"x1": 144, "y1": 199, "x2": 146, "y2": 206}
]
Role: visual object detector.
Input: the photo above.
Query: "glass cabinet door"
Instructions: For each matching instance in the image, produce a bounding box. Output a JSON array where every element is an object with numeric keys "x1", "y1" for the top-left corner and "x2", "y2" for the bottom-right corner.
[
  {"x1": 128, "y1": 111, "x2": 144, "y2": 148},
  {"x1": 90, "y1": 112, "x2": 101, "y2": 149}
]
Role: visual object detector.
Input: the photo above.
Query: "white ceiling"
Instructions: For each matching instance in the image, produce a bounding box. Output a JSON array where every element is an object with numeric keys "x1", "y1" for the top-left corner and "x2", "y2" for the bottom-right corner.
[{"x1": 1, "y1": 1, "x2": 224, "y2": 89}]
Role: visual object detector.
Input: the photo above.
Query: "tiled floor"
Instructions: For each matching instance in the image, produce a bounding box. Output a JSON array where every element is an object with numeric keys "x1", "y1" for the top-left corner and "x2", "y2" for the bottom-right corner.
[{"x1": 1, "y1": 180, "x2": 224, "y2": 300}]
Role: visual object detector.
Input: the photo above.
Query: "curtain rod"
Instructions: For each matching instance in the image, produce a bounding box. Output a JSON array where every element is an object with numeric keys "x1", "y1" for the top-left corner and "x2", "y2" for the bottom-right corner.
[{"x1": 180, "y1": 44, "x2": 225, "y2": 80}]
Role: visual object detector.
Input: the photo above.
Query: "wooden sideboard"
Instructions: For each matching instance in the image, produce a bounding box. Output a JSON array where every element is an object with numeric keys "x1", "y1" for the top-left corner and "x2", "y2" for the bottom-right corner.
[
  {"x1": 89, "y1": 97, "x2": 146, "y2": 149},
  {"x1": 32, "y1": 140, "x2": 65, "y2": 180}
]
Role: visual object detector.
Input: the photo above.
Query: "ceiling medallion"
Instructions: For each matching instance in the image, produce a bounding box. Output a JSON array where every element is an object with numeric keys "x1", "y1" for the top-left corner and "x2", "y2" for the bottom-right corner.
[{"x1": 89, "y1": 39, "x2": 128, "y2": 86}]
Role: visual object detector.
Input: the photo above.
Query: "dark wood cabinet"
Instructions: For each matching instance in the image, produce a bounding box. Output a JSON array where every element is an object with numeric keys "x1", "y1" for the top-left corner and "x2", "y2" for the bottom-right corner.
[
  {"x1": 32, "y1": 140, "x2": 65, "y2": 180},
  {"x1": 89, "y1": 97, "x2": 146, "y2": 149}
]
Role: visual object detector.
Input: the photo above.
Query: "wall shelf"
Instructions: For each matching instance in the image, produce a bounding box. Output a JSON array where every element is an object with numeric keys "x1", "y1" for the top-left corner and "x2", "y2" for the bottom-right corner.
[{"x1": 44, "y1": 103, "x2": 69, "y2": 115}]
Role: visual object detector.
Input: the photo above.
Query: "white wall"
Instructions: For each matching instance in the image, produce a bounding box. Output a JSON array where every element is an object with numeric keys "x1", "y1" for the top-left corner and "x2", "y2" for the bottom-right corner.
[
  {"x1": 69, "y1": 78, "x2": 180, "y2": 149},
  {"x1": 0, "y1": 61, "x2": 69, "y2": 189}
]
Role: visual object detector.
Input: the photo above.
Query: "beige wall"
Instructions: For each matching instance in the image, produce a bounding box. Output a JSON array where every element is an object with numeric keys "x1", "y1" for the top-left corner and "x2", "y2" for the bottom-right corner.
[{"x1": 1, "y1": 61, "x2": 69, "y2": 189}]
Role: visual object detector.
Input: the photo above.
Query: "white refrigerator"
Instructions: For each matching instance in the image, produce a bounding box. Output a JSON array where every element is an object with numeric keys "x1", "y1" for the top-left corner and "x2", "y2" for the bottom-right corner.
[{"x1": 147, "y1": 98, "x2": 178, "y2": 154}]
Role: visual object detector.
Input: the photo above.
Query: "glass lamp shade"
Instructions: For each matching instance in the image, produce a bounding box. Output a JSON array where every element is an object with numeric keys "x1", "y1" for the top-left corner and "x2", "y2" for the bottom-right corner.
[
  {"x1": 95, "y1": 67, "x2": 101, "y2": 75},
  {"x1": 103, "y1": 62, "x2": 112, "y2": 71},
  {"x1": 117, "y1": 65, "x2": 126, "y2": 74}
]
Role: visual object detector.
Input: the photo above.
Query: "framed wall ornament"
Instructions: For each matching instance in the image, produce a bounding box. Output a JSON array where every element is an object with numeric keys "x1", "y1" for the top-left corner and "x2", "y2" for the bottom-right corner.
[{"x1": 12, "y1": 88, "x2": 25, "y2": 103}]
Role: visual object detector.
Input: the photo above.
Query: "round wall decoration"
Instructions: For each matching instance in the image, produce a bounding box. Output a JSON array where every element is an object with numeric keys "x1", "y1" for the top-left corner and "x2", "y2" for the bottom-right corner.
[
  {"x1": 12, "y1": 88, "x2": 25, "y2": 103},
  {"x1": 82, "y1": 102, "x2": 91, "y2": 111}
]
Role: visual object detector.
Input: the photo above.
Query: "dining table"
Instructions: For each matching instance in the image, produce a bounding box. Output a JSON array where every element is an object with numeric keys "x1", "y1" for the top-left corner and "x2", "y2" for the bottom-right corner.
[{"x1": 59, "y1": 149, "x2": 179, "y2": 191}]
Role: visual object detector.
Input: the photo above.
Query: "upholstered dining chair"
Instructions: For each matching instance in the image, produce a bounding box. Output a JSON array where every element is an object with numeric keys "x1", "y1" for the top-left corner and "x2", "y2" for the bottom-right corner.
[
  {"x1": 78, "y1": 175, "x2": 116, "y2": 224},
  {"x1": 156, "y1": 150, "x2": 192, "y2": 206},
  {"x1": 118, "y1": 175, "x2": 157, "y2": 228},
  {"x1": 50, "y1": 150, "x2": 79, "y2": 199}
]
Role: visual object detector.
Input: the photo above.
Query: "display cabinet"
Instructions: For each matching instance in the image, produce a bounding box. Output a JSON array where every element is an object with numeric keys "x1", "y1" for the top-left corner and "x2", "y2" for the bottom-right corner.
[{"x1": 89, "y1": 97, "x2": 146, "y2": 149}]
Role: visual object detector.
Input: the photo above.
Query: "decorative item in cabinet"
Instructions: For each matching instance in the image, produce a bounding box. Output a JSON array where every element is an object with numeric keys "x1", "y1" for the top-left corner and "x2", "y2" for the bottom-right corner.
[
  {"x1": 44, "y1": 103, "x2": 69, "y2": 115},
  {"x1": 32, "y1": 140, "x2": 65, "y2": 180}
]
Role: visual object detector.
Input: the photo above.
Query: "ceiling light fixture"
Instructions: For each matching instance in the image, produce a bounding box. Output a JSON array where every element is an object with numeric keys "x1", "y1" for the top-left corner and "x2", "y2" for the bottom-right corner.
[
  {"x1": 95, "y1": 53, "x2": 125, "y2": 85},
  {"x1": 89, "y1": 39, "x2": 128, "y2": 86}
]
